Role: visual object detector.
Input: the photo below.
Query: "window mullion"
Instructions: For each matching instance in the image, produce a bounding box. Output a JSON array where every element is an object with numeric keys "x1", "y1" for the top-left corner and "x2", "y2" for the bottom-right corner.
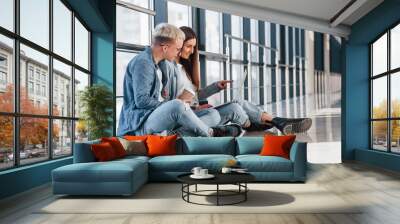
[
  {"x1": 71, "y1": 10, "x2": 76, "y2": 155},
  {"x1": 388, "y1": 30, "x2": 391, "y2": 152},
  {"x1": 48, "y1": 0, "x2": 54, "y2": 160},
  {"x1": 14, "y1": 0, "x2": 21, "y2": 167}
]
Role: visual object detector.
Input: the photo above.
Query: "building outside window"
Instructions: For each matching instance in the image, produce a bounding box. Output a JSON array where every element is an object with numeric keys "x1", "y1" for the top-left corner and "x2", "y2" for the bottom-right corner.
[{"x1": 0, "y1": 0, "x2": 91, "y2": 170}]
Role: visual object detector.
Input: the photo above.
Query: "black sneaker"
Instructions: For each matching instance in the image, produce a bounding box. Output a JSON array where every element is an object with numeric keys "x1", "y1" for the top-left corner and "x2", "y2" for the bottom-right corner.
[
  {"x1": 243, "y1": 122, "x2": 274, "y2": 132},
  {"x1": 271, "y1": 117, "x2": 312, "y2": 135},
  {"x1": 212, "y1": 123, "x2": 245, "y2": 137}
]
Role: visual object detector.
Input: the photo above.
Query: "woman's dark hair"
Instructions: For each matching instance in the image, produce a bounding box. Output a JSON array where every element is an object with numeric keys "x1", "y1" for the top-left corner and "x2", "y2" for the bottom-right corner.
[{"x1": 179, "y1": 26, "x2": 200, "y2": 90}]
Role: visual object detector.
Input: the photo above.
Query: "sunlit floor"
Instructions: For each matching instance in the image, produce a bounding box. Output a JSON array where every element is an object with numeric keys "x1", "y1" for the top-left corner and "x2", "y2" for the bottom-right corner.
[
  {"x1": 1, "y1": 162, "x2": 400, "y2": 224},
  {"x1": 246, "y1": 92, "x2": 342, "y2": 164}
]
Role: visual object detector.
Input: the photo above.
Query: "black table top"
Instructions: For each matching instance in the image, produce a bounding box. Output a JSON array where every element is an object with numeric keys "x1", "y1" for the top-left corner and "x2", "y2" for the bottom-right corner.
[{"x1": 177, "y1": 172, "x2": 255, "y2": 185}]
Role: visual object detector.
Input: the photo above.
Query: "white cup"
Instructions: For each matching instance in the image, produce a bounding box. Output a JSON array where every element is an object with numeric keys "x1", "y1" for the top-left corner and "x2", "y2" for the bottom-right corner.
[
  {"x1": 191, "y1": 167, "x2": 202, "y2": 176},
  {"x1": 221, "y1": 167, "x2": 232, "y2": 174},
  {"x1": 200, "y1": 169, "x2": 208, "y2": 176}
]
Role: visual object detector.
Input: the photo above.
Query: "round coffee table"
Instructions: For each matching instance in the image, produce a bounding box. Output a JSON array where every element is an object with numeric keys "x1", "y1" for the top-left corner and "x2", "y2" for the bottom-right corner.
[{"x1": 177, "y1": 172, "x2": 255, "y2": 206}]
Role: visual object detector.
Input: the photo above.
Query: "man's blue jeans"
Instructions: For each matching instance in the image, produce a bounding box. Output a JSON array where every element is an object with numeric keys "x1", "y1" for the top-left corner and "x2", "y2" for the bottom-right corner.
[{"x1": 135, "y1": 99, "x2": 220, "y2": 137}]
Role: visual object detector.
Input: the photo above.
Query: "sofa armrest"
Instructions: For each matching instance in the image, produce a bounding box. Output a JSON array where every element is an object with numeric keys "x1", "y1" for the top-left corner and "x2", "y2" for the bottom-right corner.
[
  {"x1": 73, "y1": 140, "x2": 100, "y2": 163},
  {"x1": 289, "y1": 141, "x2": 307, "y2": 181}
]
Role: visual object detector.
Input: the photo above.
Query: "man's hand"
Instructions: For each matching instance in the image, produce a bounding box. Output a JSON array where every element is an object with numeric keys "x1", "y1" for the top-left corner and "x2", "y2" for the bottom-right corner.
[
  {"x1": 177, "y1": 89, "x2": 195, "y2": 104},
  {"x1": 217, "y1": 80, "x2": 232, "y2": 90},
  {"x1": 196, "y1": 104, "x2": 213, "y2": 110}
]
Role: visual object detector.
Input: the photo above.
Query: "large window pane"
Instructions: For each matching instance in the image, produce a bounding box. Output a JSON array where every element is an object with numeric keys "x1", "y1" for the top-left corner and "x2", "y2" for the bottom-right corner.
[
  {"x1": 116, "y1": 97, "x2": 123, "y2": 131},
  {"x1": 20, "y1": 0, "x2": 49, "y2": 49},
  {"x1": 0, "y1": 34, "x2": 14, "y2": 112},
  {"x1": 372, "y1": 33, "x2": 387, "y2": 76},
  {"x1": 116, "y1": 51, "x2": 137, "y2": 97},
  {"x1": 74, "y1": 69, "x2": 89, "y2": 118},
  {"x1": 53, "y1": 59, "x2": 72, "y2": 117},
  {"x1": 231, "y1": 16, "x2": 243, "y2": 60},
  {"x1": 391, "y1": 72, "x2": 400, "y2": 118},
  {"x1": 250, "y1": 19, "x2": 259, "y2": 63},
  {"x1": 264, "y1": 67, "x2": 272, "y2": 103},
  {"x1": 391, "y1": 24, "x2": 400, "y2": 70},
  {"x1": 53, "y1": 0, "x2": 72, "y2": 60},
  {"x1": 53, "y1": 119, "x2": 72, "y2": 158},
  {"x1": 20, "y1": 117, "x2": 49, "y2": 165},
  {"x1": 75, "y1": 120, "x2": 88, "y2": 143},
  {"x1": 372, "y1": 121, "x2": 388, "y2": 151},
  {"x1": 391, "y1": 120, "x2": 400, "y2": 153},
  {"x1": 20, "y1": 44, "x2": 49, "y2": 115},
  {"x1": 117, "y1": 6, "x2": 150, "y2": 45},
  {"x1": 231, "y1": 64, "x2": 243, "y2": 100},
  {"x1": 251, "y1": 67, "x2": 260, "y2": 105},
  {"x1": 0, "y1": 116, "x2": 13, "y2": 170},
  {"x1": 205, "y1": 10, "x2": 221, "y2": 54},
  {"x1": 372, "y1": 77, "x2": 387, "y2": 119},
  {"x1": 0, "y1": 0, "x2": 14, "y2": 31},
  {"x1": 206, "y1": 60, "x2": 222, "y2": 105},
  {"x1": 168, "y1": 2, "x2": 190, "y2": 28},
  {"x1": 75, "y1": 18, "x2": 89, "y2": 70}
]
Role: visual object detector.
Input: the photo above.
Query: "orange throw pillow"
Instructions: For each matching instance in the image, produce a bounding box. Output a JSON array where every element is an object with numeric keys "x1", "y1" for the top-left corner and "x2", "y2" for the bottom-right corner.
[
  {"x1": 259, "y1": 135, "x2": 296, "y2": 159},
  {"x1": 101, "y1": 137, "x2": 126, "y2": 158},
  {"x1": 146, "y1": 135, "x2": 178, "y2": 157},
  {"x1": 124, "y1": 135, "x2": 149, "y2": 141},
  {"x1": 91, "y1": 142, "x2": 117, "y2": 162}
]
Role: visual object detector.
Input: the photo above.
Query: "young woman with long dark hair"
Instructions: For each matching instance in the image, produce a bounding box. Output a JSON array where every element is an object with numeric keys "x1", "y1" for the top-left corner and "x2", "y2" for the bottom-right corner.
[{"x1": 162, "y1": 26, "x2": 312, "y2": 134}]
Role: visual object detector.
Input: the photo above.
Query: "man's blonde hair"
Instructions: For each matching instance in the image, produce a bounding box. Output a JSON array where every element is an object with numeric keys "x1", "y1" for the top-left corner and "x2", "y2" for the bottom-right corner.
[{"x1": 152, "y1": 23, "x2": 185, "y2": 45}]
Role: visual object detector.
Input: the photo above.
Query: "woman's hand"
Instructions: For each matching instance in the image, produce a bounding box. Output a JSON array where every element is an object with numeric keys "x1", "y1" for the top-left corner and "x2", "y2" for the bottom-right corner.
[
  {"x1": 217, "y1": 80, "x2": 232, "y2": 90},
  {"x1": 177, "y1": 89, "x2": 195, "y2": 104}
]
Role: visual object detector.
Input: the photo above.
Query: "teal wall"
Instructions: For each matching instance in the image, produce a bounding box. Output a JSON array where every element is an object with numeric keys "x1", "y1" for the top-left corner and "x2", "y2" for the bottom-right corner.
[
  {"x1": 0, "y1": 158, "x2": 72, "y2": 199},
  {"x1": 0, "y1": 0, "x2": 115, "y2": 200},
  {"x1": 343, "y1": 0, "x2": 400, "y2": 171}
]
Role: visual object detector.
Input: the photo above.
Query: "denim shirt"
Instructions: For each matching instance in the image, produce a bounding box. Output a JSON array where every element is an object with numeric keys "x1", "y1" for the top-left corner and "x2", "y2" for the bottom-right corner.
[
  {"x1": 159, "y1": 60, "x2": 221, "y2": 101},
  {"x1": 117, "y1": 47, "x2": 167, "y2": 136}
]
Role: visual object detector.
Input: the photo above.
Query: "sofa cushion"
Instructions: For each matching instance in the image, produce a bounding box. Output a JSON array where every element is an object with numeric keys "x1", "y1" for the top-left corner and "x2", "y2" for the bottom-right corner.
[
  {"x1": 148, "y1": 154, "x2": 235, "y2": 172},
  {"x1": 91, "y1": 142, "x2": 118, "y2": 162},
  {"x1": 178, "y1": 137, "x2": 235, "y2": 155},
  {"x1": 101, "y1": 137, "x2": 127, "y2": 158},
  {"x1": 147, "y1": 135, "x2": 178, "y2": 157},
  {"x1": 53, "y1": 157, "x2": 148, "y2": 183},
  {"x1": 236, "y1": 155, "x2": 293, "y2": 172},
  {"x1": 236, "y1": 137, "x2": 263, "y2": 155},
  {"x1": 118, "y1": 138, "x2": 147, "y2": 156},
  {"x1": 74, "y1": 139, "x2": 101, "y2": 163},
  {"x1": 260, "y1": 135, "x2": 296, "y2": 159}
]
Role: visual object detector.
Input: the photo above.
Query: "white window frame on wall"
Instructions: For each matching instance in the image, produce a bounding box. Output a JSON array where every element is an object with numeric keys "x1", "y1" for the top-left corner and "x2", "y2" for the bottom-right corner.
[
  {"x1": 115, "y1": 0, "x2": 155, "y2": 132},
  {"x1": 204, "y1": 9, "x2": 223, "y2": 54},
  {"x1": 167, "y1": 1, "x2": 192, "y2": 28},
  {"x1": 116, "y1": 0, "x2": 155, "y2": 48},
  {"x1": 370, "y1": 22, "x2": 400, "y2": 154}
]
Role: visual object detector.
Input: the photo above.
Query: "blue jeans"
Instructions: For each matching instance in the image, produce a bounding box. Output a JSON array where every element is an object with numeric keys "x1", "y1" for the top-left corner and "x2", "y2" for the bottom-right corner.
[
  {"x1": 135, "y1": 99, "x2": 219, "y2": 137},
  {"x1": 215, "y1": 99, "x2": 263, "y2": 125}
]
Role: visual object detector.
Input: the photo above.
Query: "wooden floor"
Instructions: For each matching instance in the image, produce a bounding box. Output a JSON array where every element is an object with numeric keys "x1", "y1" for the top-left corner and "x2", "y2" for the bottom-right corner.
[{"x1": 1, "y1": 162, "x2": 400, "y2": 224}]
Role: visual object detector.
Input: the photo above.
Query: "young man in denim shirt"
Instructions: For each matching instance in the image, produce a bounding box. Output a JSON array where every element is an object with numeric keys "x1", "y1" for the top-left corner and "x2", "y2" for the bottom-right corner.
[{"x1": 117, "y1": 23, "x2": 241, "y2": 137}]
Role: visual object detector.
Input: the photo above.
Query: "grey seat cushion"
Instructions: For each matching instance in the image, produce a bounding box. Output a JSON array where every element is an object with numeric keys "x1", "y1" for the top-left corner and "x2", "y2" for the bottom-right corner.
[
  {"x1": 149, "y1": 154, "x2": 235, "y2": 172},
  {"x1": 236, "y1": 155, "x2": 293, "y2": 172}
]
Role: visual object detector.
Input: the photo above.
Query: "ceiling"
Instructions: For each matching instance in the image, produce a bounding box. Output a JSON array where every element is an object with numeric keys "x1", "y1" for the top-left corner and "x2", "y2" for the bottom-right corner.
[{"x1": 171, "y1": 0, "x2": 384, "y2": 37}]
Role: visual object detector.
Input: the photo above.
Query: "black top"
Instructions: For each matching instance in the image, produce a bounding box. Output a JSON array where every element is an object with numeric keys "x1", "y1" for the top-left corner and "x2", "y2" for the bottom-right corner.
[{"x1": 177, "y1": 173, "x2": 255, "y2": 185}]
